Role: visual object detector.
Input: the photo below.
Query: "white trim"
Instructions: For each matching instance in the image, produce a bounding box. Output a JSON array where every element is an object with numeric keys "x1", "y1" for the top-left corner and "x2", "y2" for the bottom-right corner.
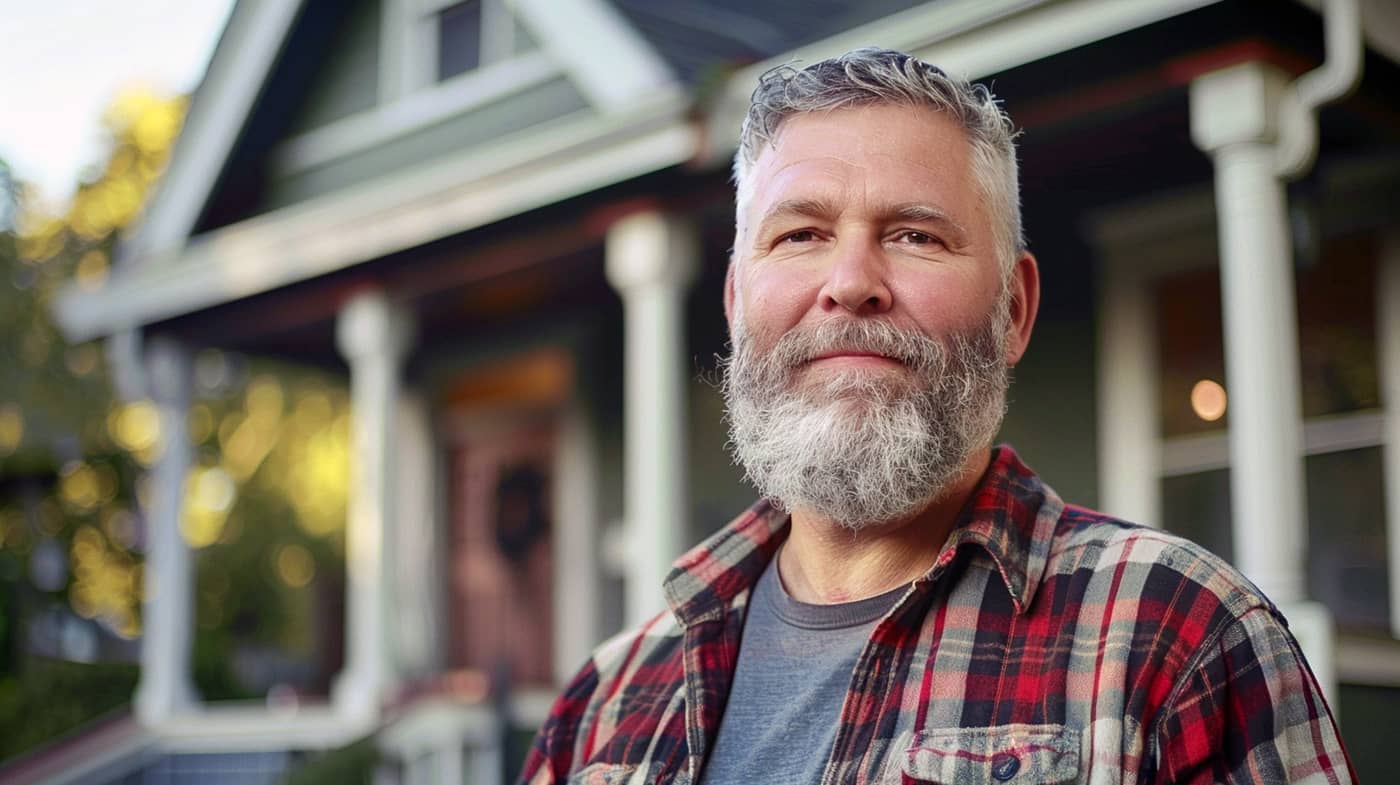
[
  {"x1": 552, "y1": 402, "x2": 602, "y2": 684},
  {"x1": 1095, "y1": 264, "x2": 1162, "y2": 526},
  {"x1": 1297, "y1": 0, "x2": 1400, "y2": 67},
  {"x1": 151, "y1": 705, "x2": 371, "y2": 753},
  {"x1": 379, "y1": 0, "x2": 416, "y2": 102},
  {"x1": 1378, "y1": 228, "x2": 1400, "y2": 638},
  {"x1": 395, "y1": 390, "x2": 445, "y2": 677},
  {"x1": 1086, "y1": 188, "x2": 1218, "y2": 278},
  {"x1": 1337, "y1": 633, "x2": 1400, "y2": 686},
  {"x1": 270, "y1": 52, "x2": 562, "y2": 176},
  {"x1": 1160, "y1": 410, "x2": 1386, "y2": 477},
  {"x1": 129, "y1": 1, "x2": 305, "y2": 261},
  {"x1": 54, "y1": 95, "x2": 693, "y2": 342},
  {"x1": 701, "y1": 0, "x2": 1222, "y2": 166},
  {"x1": 480, "y1": 0, "x2": 519, "y2": 65},
  {"x1": 513, "y1": 0, "x2": 680, "y2": 110}
]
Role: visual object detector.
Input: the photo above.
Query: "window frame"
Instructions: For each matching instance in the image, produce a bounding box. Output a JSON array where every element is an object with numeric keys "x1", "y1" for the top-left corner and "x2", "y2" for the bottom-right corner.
[{"x1": 1090, "y1": 189, "x2": 1400, "y2": 682}]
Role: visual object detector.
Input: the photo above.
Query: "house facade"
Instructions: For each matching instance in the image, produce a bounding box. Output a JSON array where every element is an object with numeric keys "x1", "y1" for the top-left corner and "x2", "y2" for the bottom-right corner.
[{"x1": 27, "y1": 0, "x2": 1400, "y2": 782}]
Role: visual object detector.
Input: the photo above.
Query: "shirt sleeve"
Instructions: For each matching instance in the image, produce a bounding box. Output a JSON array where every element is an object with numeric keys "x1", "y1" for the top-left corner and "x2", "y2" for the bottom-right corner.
[
  {"x1": 516, "y1": 661, "x2": 601, "y2": 785},
  {"x1": 1152, "y1": 606, "x2": 1356, "y2": 784}
]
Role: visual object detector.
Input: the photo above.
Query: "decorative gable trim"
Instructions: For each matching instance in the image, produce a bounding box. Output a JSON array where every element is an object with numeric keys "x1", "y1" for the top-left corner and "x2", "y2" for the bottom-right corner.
[
  {"x1": 513, "y1": 0, "x2": 681, "y2": 111},
  {"x1": 269, "y1": 50, "x2": 563, "y2": 176},
  {"x1": 128, "y1": 0, "x2": 306, "y2": 264}
]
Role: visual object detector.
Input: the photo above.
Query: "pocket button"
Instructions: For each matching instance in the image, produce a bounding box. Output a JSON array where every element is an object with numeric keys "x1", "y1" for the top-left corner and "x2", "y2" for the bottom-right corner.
[{"x1": 990, "y1": 752, "x2": 1020, "y2": 781}]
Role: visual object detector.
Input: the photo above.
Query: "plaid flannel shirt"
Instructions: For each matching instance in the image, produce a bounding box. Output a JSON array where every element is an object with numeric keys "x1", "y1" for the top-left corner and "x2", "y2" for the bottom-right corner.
[{"x1": 520, "y1": 446, "x2": 1355, "y2": 784}]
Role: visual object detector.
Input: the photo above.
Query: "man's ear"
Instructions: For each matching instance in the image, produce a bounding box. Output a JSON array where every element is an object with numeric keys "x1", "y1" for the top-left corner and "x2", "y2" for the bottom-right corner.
[
  {"x1": 1004, "y1": 251, "x2": 1040, "y2": 366},
  {"x1": 724, "y1": 255, "x2": 737, "y2": 329}
]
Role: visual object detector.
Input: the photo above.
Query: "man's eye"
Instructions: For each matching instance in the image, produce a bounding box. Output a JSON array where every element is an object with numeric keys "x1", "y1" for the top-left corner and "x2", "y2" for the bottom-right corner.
[
  {"x1": 897, "y1": 231, "x2": 937, "y2": 245},
  {"x1": 783, "y1": 230, "x2": 818, "y2": 243}
]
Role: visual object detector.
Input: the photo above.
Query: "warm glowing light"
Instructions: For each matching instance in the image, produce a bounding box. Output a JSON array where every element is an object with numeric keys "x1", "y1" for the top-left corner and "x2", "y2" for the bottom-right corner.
[
  {"x1": 110, "y1": 401, "x2": 161, "y2": 452},
  {"x1": 1191, "y1": 379, "x2": 1228, "y2": 422},
  {"x1": 181, "y1": 466, "x2": 235, "y2": 548},
  {"x1": 275, "y1": 544, "x2": 316, "y2": 588},
  {"x1": 193, "y1": 467, "x2": 236, "y2": 513},
  {"x1": 59, "y1": 462, "x2": 101, "y2": 511}
]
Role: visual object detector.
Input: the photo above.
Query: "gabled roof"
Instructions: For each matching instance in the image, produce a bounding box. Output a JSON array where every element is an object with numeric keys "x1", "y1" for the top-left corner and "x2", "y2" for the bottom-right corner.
[
  {"x1": 128, "y1": 0, "x2": 680, "y2": 267},
  {"x1": 60, "y1": 0, "x2": 1363, "y2": 343},
  {"x1": 610, "y1": 0, "x2": 933, "y2": 84}
]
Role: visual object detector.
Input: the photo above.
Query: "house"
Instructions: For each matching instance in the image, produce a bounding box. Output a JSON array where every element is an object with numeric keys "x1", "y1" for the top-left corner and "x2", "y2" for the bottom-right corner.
[{"x1": 35, "y1": 0, "x2": 1400, "y2": 782}]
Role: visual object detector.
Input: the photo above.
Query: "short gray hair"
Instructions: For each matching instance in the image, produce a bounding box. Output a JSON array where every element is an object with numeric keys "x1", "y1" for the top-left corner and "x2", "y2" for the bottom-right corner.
[{"x1": 733, "y1": 48, "x2": 1024, "y2": 271}]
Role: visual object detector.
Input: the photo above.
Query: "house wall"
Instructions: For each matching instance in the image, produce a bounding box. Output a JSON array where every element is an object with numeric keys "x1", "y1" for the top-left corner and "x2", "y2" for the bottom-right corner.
[
  {"x1": 998, "y1": 309, "x2": 1100, "y2": 509},
  {"x1": 287, "y1": 0, "x2": 382, "y2": 135},
  {"x1": 263, "y1": 77, "x2": 589, "y2": 210}
]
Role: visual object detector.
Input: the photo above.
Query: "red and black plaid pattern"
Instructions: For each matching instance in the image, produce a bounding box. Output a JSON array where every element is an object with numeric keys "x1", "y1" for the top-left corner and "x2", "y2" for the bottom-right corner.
[{"x1": 520, "y1": 447, "x2": 1355, "y2": 784}]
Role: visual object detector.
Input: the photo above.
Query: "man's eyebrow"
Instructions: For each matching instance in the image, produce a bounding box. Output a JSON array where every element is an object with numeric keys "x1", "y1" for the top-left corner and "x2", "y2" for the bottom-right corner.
[
  {"x1": 884, "y1": 203, "x2": 969, "y2": 242},
  {"x1": 754, "y1": 198, "x2": 839, "y2": 231}
]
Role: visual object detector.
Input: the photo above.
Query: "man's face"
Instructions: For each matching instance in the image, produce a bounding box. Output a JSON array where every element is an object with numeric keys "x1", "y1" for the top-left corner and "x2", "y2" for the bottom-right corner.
[
  {"x1": 730, "y1": 103, "x2": 1007, "y2": 363},
  {"x1": 723, "y1": 104, "x2": 1034, "y2": 528}
]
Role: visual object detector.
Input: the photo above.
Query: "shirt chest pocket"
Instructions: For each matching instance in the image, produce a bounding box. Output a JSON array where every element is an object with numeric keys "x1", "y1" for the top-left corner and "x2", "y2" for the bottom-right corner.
[
  {"x1": 566, "y1": 763, "x2": 691, "y2": 785},
  {"x1": 902, "y1": 724, "x2": 1080, "y2": 784}
]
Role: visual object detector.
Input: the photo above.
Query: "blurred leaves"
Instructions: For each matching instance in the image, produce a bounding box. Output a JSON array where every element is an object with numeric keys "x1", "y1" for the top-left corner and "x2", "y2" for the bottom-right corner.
[{"x1": 1, "y1": 86, "x2": 351, "y2": 758}]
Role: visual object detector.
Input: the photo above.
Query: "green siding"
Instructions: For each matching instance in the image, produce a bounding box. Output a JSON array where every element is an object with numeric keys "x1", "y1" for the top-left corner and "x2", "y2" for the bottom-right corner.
[
  {"x1": 289, "y1": 0, "x2": 381, "y2": 134},
  {"x1": 264, "y1": 77, "x2": 589, "y2": 210},
  {"x1": 997, "y1": 314, "x2": 1099, "y2": 510}
]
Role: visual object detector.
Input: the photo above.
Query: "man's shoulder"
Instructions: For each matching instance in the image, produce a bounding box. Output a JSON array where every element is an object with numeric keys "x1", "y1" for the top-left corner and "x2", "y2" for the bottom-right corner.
[
  {"x1": 590, "y1": 609, "x2": 687, "y2": 679},
  {"x1": 1044, "y1": 503, "x2": 1274, "y2": 622}
]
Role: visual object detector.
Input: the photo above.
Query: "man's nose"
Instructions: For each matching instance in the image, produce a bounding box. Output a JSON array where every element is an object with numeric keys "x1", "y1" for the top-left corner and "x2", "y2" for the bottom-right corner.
[{"x1": 818, "y1": 240, "x2": 892, "y2": 315}]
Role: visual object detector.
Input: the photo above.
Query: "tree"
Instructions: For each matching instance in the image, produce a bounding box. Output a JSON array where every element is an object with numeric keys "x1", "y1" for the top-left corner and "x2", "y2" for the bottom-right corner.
[{"x1": 1, "y1": 88, "x2": 351, "y2": 761}]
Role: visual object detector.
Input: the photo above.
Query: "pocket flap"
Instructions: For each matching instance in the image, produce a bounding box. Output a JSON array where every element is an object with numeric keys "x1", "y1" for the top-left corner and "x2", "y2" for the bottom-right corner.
[
  {"x1": 566, "y1": 763, "x2": 638, "y2": 785},
  {"x1": 903, "y1": 724, "x2": 1080, "y2": 784}
]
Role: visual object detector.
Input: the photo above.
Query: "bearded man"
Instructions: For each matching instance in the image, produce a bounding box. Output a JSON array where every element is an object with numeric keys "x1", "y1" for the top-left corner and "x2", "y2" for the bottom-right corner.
[{"x1": 519, "y1": 48, "x2": 1354, "y2": 785}]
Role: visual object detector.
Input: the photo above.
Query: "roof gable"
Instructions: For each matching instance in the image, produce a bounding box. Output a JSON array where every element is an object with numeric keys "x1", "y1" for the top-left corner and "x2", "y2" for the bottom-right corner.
[{"x1": 129, "y1": 0, "x2": 679, "y2": 263}]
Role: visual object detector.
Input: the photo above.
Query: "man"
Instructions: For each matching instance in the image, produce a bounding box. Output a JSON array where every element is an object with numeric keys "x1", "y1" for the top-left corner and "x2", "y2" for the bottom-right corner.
[{"x1": 520, "y1": 48, "x2": 1354, "y2": 784}]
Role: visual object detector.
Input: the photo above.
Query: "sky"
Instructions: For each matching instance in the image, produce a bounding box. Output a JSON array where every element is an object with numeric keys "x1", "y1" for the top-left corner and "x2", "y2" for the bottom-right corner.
[{"x1": 0, "y1": 0, "x2": 235, "y2": 209}]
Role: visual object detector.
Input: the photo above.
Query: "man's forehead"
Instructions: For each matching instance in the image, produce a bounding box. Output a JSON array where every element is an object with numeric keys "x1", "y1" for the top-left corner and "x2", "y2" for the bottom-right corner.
[{"x1": 741, "y1": 106, "x2": 975, "y2": 218}]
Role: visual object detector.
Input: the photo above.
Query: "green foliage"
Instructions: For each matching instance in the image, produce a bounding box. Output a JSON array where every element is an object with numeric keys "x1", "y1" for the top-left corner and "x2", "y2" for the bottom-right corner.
[
  {"x1": 0, "y1": 657, "x2": 138, "y2": 761},
  {"x1": 0, "y1": 87, "x2": 352, "y2": 761},
  {"x1": 277, "y1": 737, "x2": 378, "y2": 785}
]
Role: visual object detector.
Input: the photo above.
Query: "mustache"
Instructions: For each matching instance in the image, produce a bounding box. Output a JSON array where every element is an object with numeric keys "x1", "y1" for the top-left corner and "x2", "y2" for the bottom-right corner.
[{"x1": 758, "y1": 319, "x2": 942, "y2": 374}]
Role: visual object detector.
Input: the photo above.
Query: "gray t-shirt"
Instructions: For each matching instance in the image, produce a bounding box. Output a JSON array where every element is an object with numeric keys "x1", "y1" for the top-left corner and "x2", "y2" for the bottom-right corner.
[{"x1": 698, "y1": 554, "x2": 907, "y2": 785}]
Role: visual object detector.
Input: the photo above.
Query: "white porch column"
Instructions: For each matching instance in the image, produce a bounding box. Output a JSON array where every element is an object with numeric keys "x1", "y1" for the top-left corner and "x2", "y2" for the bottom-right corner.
[
  {"x1": 393, "y1": 390, "x2": 442, "y2": 679},
  {"x1": 605, "y1": 211, "x2": 698, "y2": 626},
  {"x1": 135, "y1": 336, "x2": 199, "y2": 725},
  {"x1": 334, "y1": 290, "x2": 416, "y2": 719},
  {"x1": 1190, "y1": 62, "x2": 1334, "y2": 702},
  {"x1": 1095, "y1": 264, "x2": 1160, "y2": 527},
  {"x1": 1191, "y1": 62, "x2": 1308, "y2": 604},
  {"x1": 1378, "y1": 228, "x2": 1400, "y2": 639}
]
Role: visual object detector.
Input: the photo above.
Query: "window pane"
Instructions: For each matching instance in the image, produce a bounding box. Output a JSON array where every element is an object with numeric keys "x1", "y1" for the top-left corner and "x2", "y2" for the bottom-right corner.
[
  {"x1": 438, "y1": 1, "x2": 483, "y2": 81},
  {"x1": 1338, "y1": 683, "x2": 1400, "y2": 785},
  {"x1": 1297, "y1": 234, "x2": 1379, "y2": 417},
  {"x1": 1156, "y1": 269, "x2": 1227, "y2": 437},
  {"x1": 1154, "y1": 230, "x2": 1379, "y2": 437},
  {"x1": 1162, "y1": 449, "x2": 1391, "y2": 635},
  {"x1": 1161, "y1": 469, "x2": 1233, "y2": 563},
  {"x1": 1305, "y1": 447, "x2": 1390, "y2": 632}
]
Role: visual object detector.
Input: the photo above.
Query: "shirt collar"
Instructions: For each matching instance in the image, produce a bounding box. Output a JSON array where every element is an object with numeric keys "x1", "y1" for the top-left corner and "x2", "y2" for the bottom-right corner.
[{"x1": 663, "y1": 446, "x2": 1064, "y2": 627}]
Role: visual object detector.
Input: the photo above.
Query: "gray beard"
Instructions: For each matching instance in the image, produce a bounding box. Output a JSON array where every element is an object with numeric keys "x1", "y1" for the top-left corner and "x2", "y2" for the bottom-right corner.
[{"x1": 721, "y1": 308, "x2": 1010, "y2": 530}]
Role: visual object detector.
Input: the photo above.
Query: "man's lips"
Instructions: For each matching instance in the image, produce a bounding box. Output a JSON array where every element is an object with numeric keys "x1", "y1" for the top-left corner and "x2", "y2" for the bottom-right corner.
[{"x1": 805, "y1": 351, "x2": 904, "y2": 366}]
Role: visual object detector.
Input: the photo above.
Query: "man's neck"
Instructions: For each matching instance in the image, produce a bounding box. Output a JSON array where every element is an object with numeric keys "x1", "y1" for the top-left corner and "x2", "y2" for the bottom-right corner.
[{"x1": 777, "y1": 448, "x2": 993, "y2": 605}]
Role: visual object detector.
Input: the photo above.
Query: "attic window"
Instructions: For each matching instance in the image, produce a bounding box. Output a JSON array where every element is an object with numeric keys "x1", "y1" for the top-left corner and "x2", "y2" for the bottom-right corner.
[{"x1": 435, "y1": 0, "x2": 538, "y2": 82}]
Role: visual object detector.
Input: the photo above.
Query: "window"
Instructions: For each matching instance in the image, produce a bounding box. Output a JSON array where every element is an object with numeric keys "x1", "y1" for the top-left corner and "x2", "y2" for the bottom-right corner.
[
  {"x1": 431, "y1": 0, "x2": 537, "y2": 82},
  {"x1": 1151, "y1": 230, "x2": 1389, "y2": 636}
]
